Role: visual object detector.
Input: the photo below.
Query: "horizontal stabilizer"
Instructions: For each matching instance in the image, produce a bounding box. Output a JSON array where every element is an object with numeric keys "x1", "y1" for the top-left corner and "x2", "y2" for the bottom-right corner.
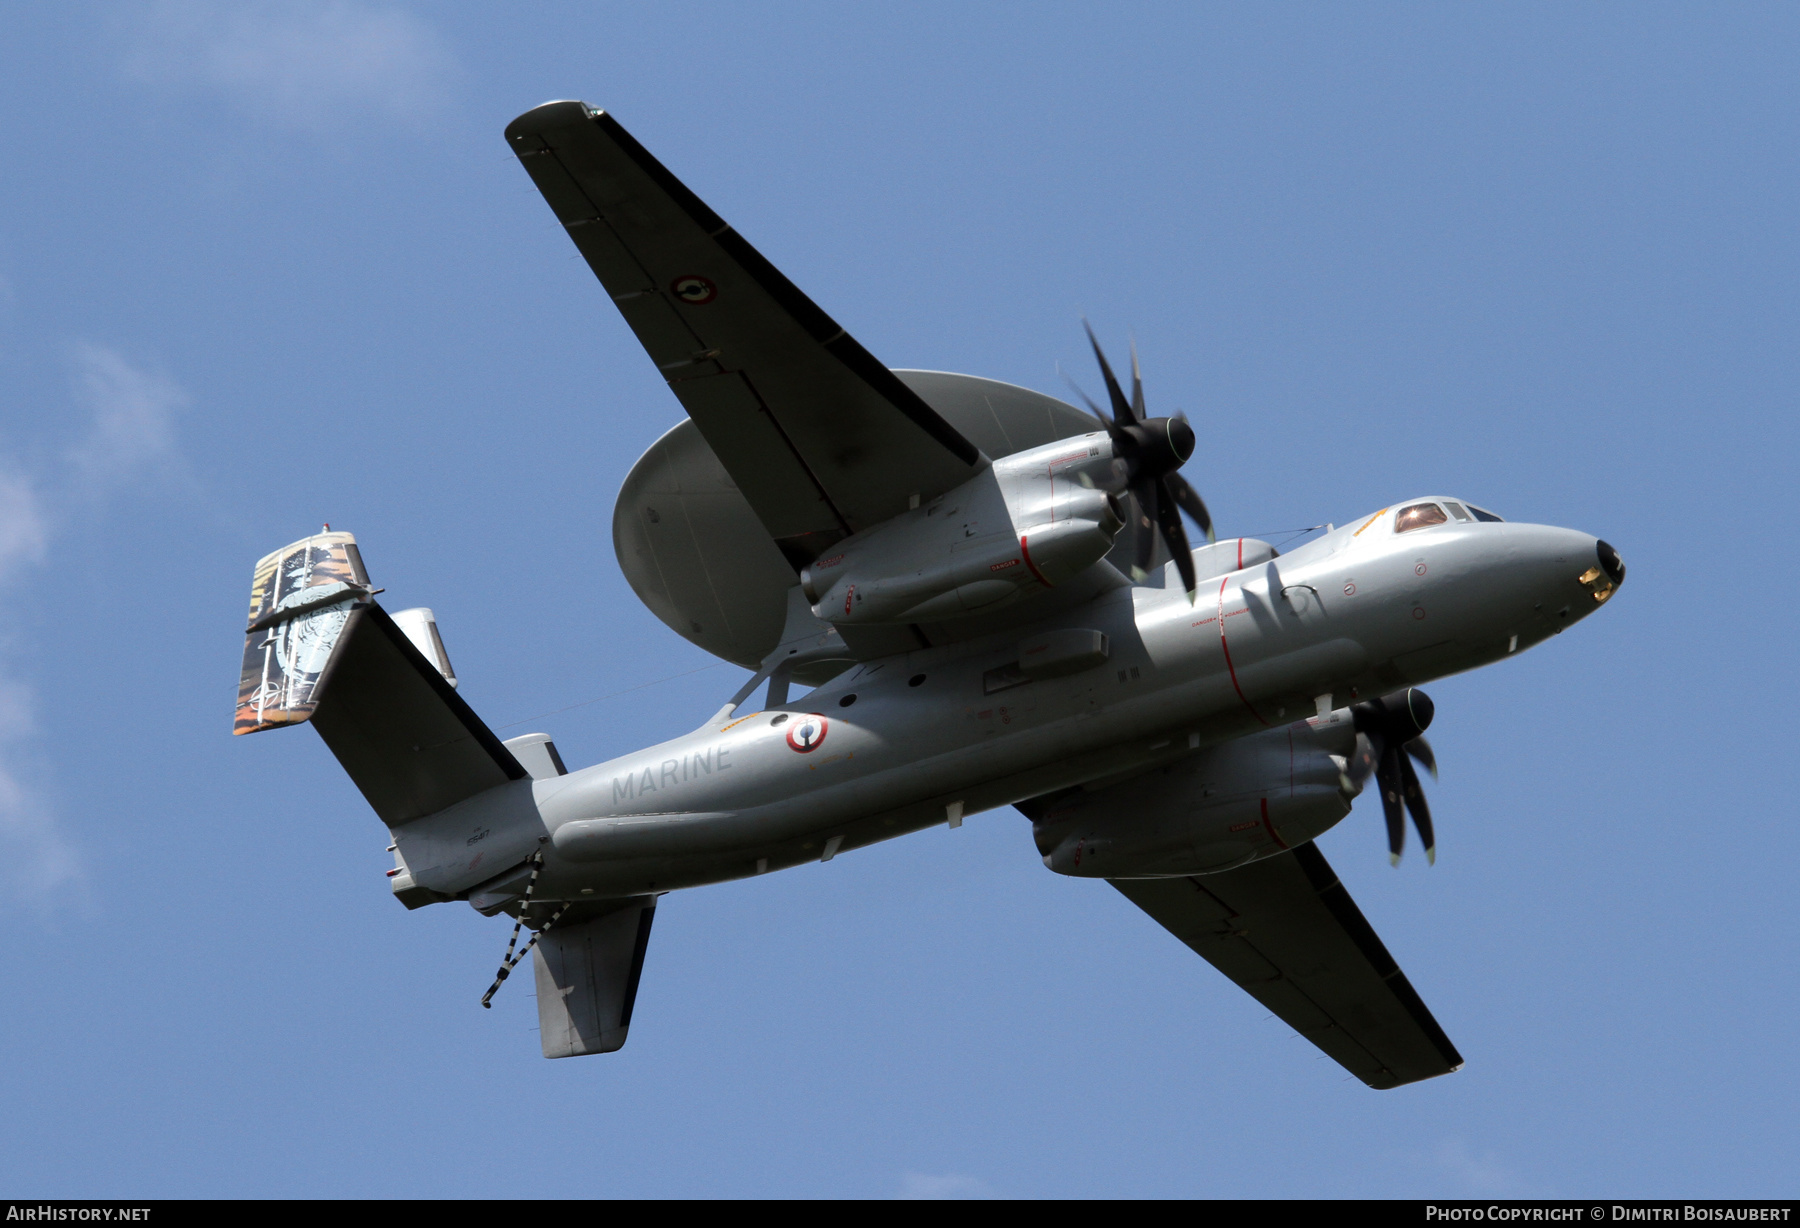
[
  {"x1": 233, "y1": 530, "x2": 526, "y2": 826},
  {"x1": 534, "y1": 898, "x2": 658, "y2": 1058},
  {"x1": 311, "y1": 604, "x2": 526, "y2": 825}
]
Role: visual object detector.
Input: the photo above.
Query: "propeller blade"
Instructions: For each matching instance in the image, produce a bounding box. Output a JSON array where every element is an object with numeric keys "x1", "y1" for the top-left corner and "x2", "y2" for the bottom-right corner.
[
  {"x1": 1398, "y1": 751, "x2": 1436, "y2": 865},
  {"x1": 1376, "y1": 745, "x2": 1406, "y2": 866},
  {"x1": 1406, "y1": 734, "x2": 1438, "y2": 780},
  {"x1": 1083, "y1": 320, "x2": 1137, "y2": 427},
  {"x1": 1154, "y1": 475, "x2": 1197, "y2": 599},
  {"x1": 1350, "y1": 692, "x2": 1444, "y2": 868},
  {"x1": 1059, "y1": 366, "x2": 1116, "y2": 435},
  {"x1": 1165, "y1": 473, "x2": 1216, "y2": 543},
  {"x1": 1129, "y1": 339, "x2": 1147, "y2": 422},
  {"x1": 1130, "y1": 479, "x2": 1159, "y2": 580},
  {"x1": 1347, "y1": 731, "x2": 1384, "y2": 791}
]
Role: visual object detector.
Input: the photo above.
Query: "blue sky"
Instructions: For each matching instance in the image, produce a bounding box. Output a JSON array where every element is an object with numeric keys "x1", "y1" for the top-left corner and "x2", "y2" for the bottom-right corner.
[{"x1": 1, "y1": 2, "x2": 1794, "y2": 1198}]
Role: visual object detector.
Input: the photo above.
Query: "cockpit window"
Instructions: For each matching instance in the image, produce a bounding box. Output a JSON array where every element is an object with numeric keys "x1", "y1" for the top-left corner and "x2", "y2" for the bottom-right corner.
[
  {"x1": 1443, "y1": 501, "x2": 1473, "y2": 522},
  {"x1": 1394, "y1": 503, "x2": 1449, "y2": 533},
  {"x1": 1468, "y1": 505, "x2": 1504, "y2": 523}
]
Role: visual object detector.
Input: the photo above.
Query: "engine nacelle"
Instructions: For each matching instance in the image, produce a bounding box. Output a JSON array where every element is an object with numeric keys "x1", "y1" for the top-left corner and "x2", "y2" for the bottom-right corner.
[
  {"x1": 1032, "y1": 715, "x2": 1361, "y2": 878},
  {"x1": 800, "y1": 433, "x2": 1124, "y2": 625}
]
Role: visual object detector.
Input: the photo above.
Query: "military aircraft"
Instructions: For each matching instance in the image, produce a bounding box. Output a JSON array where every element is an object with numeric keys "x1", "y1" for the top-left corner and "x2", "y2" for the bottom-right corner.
[{"x1": 233, "y1": 101, "x2": 1624, "y2": 1089}]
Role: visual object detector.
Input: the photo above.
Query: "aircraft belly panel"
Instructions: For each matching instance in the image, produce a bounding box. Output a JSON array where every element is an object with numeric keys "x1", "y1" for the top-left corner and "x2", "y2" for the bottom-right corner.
[
  {"x1": 531, "y1": 631, "x2": 1309, "y2": 881},
  {"x1": 521, "y1": 576, "x2": 1417, "y2": 891}
]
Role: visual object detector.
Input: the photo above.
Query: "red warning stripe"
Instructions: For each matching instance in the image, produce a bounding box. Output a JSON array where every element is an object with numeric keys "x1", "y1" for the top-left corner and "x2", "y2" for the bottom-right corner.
[
  {"x1": 1019, "y1": 535, "x2": 1053, "y2": 587},
  {"x1": 1218, "y1": 576, "x2": 1268, "y2": 726}
]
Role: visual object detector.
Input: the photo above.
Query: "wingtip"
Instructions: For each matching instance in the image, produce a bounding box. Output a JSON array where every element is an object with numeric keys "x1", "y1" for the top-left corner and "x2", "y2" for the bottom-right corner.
[
  {"x1": 1426, "y1": 847, "x2": 1437, "y2": 866},
  {"x1": 505, "y1": 99, "x2": 598, "y2": 139},
  {"x1": 1389, "y1": 852, "x2": 1402, "y2": 867}
]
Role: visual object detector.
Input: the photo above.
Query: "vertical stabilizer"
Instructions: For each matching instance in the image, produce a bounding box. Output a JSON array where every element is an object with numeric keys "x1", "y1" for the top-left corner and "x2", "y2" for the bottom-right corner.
[
  {"x1": 533, "y1": 898, "x2": 658, "y2": 1057},
  {"x1": 231, "y1": 529, "x2": 527, "y2": 837},
  {"x1": 234, "y1": 531, "x2": 372, "y2": 735}
]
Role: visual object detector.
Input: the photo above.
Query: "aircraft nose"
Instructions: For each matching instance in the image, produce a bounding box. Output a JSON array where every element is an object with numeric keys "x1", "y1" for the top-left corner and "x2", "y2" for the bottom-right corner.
[
  {"x1": 1596, "y1": 539, "x2": 1626, "y2": 589},
  {"x1": 1570, "y1": 533, "x2": 1623, "y2": 609},
  {"x1": 1500, "y1": 526, "x2": 1624, "y2": 627}
]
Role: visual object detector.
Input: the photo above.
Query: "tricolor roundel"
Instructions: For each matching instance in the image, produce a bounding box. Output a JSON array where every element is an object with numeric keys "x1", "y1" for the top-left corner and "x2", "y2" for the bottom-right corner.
[
  {"x1": 786, "y1": 715, "x2": 828, "y2": 753},
  {"x1": 670, "y1": 274, "x2": 717, "y2": 304}
]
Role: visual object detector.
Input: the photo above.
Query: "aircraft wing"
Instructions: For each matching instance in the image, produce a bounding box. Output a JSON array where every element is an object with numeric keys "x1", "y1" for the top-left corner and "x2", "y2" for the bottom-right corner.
[
  {"x1": 1111, "y1": 843, "x2": 1462, "y2": 1089},
  {"x1": 505, "y1": 101, "x2": 984, "y2": 569}
]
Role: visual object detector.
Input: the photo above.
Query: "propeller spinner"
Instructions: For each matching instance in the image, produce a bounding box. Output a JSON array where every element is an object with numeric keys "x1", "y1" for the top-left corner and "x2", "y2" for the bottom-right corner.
[
  {"x1": 1073, "y1": 324, "x2": 1215, "y2": 600},
  {"x1": 1344, "y1": 688, "x2": 1441, "y2": 866}
]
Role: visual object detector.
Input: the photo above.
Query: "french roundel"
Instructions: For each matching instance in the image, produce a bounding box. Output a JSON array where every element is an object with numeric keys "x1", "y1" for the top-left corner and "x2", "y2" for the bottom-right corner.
[
  {"x1": 670, "y1": 274, "x2": 717, "y2": 305},
  {"x1": 786, "y1": 715, "x2": 828, "y2": 753}
]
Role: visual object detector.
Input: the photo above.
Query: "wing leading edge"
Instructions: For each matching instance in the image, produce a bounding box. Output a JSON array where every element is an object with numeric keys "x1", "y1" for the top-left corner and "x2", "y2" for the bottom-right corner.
[
  {"x1": 1112, "y1": 843, "x2": 1462, "y2": 1089},
  {"x1": 505, "y1": 101, "x2": 983, "y2": 570}
]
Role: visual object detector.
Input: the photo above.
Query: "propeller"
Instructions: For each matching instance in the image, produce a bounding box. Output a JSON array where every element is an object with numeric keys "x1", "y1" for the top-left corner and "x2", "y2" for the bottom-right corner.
[
  {"x1": 1343, "y1": 688, "x2": 1441, "y2": 866},
  {"x1": 1070, "y1": 323, "x2": 1215, "y2": 601}
]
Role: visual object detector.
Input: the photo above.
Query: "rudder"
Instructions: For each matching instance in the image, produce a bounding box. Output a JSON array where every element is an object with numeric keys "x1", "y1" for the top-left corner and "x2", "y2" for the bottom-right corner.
[{"x1": 233, "y1": 529, "x2": 526, "y2": 828}]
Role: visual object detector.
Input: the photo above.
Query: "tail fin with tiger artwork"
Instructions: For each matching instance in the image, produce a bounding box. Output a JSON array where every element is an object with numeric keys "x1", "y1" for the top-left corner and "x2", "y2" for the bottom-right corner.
[
  {"x1": 234, "y1": 529, "x2": 658, "y2": 1057},
  {"x1": 234, "y1": 530, "x2": 374, "y2": 735},
  {"x1": 232, "y1": 529, "x2": 544, "y2": 907}
]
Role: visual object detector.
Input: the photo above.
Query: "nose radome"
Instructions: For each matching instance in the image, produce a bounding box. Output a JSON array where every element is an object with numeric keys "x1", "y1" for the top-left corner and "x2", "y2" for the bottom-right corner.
[
  {"x1": 1564, "y1": 531, "x2": 1624, "y2": 609},
  {"x1": 1596, "y1": 540, "x2": 1625, "y2": 588}
]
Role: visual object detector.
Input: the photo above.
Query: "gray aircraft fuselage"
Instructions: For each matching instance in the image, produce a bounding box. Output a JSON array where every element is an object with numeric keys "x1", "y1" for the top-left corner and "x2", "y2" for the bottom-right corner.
[{"x1": 392, "y1": 501, "x2": 1613, "y2": 904}]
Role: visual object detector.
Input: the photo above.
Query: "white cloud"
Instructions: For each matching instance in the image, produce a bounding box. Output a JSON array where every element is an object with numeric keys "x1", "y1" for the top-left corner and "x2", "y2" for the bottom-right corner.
[
  {"x1": 898, "y1": 1172, "x2": 1000, "y2": 1200},
  {"x1": 0, "y1": 677, "x2": 81, "y2": 907},
  {"x1": 67, "y1": 343, "x2": 185, "y2": 488},
  {"x1": 122, "y1": 1, "x2": 458, "y2": 133},
  {"x1": 0, "y1": 344, "x2": 194, "y2": 910},
  {"x1": 0, "y1": 474, "x2": 78, "y2": 907},
  {"x1": 0, "y1": 470, "x2": 48, "y2": 582}
]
